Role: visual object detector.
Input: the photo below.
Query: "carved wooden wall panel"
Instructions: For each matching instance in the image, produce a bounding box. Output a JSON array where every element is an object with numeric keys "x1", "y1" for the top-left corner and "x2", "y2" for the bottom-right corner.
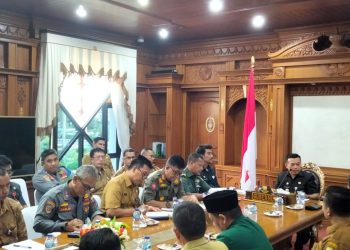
[
  {"x1": 189, "y1": 92, "x2": 219, "y2": 160},
  {"x1": 0, "y1": 75, "x2": 7, "y2": 115},
  {"x1": 184, "y1": 63, "x2": 225, "y2": 84}
]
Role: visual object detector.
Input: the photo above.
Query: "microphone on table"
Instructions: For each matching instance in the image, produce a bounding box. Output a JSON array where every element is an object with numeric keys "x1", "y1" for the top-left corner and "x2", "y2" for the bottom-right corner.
[{"x1": 276, "y1": 171, "x2": 289, "y2": 190}]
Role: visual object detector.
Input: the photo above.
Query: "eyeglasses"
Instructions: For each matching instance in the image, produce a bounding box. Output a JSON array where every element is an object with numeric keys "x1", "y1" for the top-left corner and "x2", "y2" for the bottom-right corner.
[
  {"x1": 5, "y1": 169, "x2": 13, "y2": 175},
  {"x1": 137, "y1": 168, "x2": 149, "y2": 179},
  {"x1": 78, "y1": 177, "x2": 94, "y2": 192}
]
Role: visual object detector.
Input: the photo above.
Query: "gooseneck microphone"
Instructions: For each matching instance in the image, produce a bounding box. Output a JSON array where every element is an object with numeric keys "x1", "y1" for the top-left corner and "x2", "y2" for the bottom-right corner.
[{"x1": 276, "y1": 171, "x2": 289, "y2": 189}]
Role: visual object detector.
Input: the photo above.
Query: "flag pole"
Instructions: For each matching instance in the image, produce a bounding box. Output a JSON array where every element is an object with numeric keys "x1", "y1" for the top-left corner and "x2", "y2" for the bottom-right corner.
[{"x1": 251, "y1": 56, "x2": 255, "y2": 69}]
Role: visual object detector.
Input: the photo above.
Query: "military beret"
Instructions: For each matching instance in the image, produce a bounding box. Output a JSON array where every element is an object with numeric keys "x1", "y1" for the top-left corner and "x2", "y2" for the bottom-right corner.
[{"x1": 203, "y1": 190, "x2": 238, "y2": 213}]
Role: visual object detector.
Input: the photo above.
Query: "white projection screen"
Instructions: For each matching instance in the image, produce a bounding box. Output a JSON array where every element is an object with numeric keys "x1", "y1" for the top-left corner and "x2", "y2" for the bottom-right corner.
[{"x1": 292, "y1": 95, "x2": 350, "y2": 168}]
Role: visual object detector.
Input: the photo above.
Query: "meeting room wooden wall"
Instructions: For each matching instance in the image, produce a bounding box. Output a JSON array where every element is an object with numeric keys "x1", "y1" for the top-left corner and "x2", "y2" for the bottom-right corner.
[{"x1": 1, "y1": 10, "x2": 350, "y2": 189}]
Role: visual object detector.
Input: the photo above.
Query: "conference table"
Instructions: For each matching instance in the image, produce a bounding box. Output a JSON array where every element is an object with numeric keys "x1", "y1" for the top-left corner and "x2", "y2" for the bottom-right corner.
[{"x1": 1, "y1": 199, "x2": 324, "y2": 250}]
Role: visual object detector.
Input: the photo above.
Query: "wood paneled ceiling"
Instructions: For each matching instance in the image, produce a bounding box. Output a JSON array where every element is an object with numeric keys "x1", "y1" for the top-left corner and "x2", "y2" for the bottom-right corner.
[{"x1": 1, "y1": 0, "x2": 350, "y2": 47}]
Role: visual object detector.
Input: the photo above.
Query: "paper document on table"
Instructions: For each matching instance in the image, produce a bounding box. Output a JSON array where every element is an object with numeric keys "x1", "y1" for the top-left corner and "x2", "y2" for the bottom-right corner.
[
  {"x1": 3, "y1": 239, "x2": 45, "y2": 250},
  {"x1": 146, "y1": 211, "x2": 171, "y2": 220}
]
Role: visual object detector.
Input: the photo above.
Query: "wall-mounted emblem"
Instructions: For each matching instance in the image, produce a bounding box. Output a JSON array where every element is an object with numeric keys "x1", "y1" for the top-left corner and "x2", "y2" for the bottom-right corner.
[{"x1": 205, "y1": 116, "x2": 215, "y2": 133}]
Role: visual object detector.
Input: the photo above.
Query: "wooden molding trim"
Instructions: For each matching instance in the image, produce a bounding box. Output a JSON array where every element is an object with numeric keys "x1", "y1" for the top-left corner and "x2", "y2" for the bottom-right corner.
[{"x1": 290, "y1": 83, "x2": 350, "y2": 96}]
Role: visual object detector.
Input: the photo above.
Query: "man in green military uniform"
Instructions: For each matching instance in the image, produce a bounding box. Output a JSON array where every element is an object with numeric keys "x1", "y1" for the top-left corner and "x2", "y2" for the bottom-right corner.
[
  {"x1": 312, "y1": 186, "x2": 350, "y2": 250},
  {"x1": 143, "y1": 155, "x2": 197, "y2": 208},
  {"x1": 203, "y1": 190, "x2": 272, "y2": 250},
  {"x1": 180, "y1": 153, "x2": 210, "y2": 201}
]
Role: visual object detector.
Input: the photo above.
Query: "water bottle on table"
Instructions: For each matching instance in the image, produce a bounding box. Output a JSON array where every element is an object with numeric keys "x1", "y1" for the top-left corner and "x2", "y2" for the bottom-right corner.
[
  {"x1": 142, "y1": 236, "x2": 152, "y2": 250},
  {"x1": 133, "y1": 208, "x2": 142, "y2": 230}
]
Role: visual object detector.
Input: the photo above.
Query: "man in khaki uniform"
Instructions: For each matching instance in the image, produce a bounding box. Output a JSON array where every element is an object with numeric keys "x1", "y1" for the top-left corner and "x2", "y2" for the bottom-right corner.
[
  {"x1": 143, "y1": 155, "x2": 197, "y2": 208},
  {"x1": 312, "y1": 186, "x2": 350, "y2": 250},
  {"x1": 82, "y1": 137, "x2": 114, "y2": 174},
  {"x1": 101, "y1": 156, "x2": 159, "y2": 218},
  {"x1": 180, "y1": 153, "x2": 210, "y2": 201},
  {"x1": 173, "y1": 201, "x2": 228, "y2": 250},
  {"x1": 88, "y1": 148, "x2": 113, "y2": 197},
  {"x1": 0, "y1": 169, "x2": 27, "y2": 247},
  {"x1": 114, "y1": 148, "x2": 136, "y2": 177},
  {"x1": 141, "y1": 148, "x2": 160, "y2": 171}
]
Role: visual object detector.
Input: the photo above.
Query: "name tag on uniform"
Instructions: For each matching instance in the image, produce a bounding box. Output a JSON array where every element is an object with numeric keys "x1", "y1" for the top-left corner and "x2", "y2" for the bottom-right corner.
[
  {"x1": 59, "y1": 202, "x2": 71, "y2": 212},
  {"x1": 298, "y1": 182, "x2": 301, "y2": 185}
]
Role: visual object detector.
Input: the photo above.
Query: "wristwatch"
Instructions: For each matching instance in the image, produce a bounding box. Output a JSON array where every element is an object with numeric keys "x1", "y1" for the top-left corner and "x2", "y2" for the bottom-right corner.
[{"x1": 165, "y1": 201, "x2": 172, "y2": 208}]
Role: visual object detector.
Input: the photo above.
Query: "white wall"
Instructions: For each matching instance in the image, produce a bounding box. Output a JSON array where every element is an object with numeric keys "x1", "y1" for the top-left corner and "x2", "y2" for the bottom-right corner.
[{"x1": 292, "y1": 95, "x2": 350, "y2": 168}]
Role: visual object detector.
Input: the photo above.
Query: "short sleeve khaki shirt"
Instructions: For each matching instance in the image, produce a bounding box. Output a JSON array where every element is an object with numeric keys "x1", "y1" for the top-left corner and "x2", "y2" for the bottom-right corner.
[
  {"x1": 0, "y1": 198, "x2": 27, "y2": 246},
  {"x1": 92, "y1": 167, "x2": 113, "y2": 196},
  {"x1": 101, "y1": 172, "x2": 140, "y2": 212},
  {"x1": 82, "y1": 153, "x2": 115, "y2": 174}
]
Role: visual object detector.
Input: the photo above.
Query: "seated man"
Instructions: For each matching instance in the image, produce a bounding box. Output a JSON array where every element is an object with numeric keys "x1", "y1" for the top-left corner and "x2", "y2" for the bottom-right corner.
[
  {"x1": 32, "y1": 149, "x2": 72, "y2": 202},
  {"x1": 196, "y1": 144, "x2": 220, "y2": 187},
  {"x1": 143, "y1": 155, "x2": 197, "y2": 208},
  {"x1": 0, "y1": 155, "x2": 27, "y2": 207},
  {"x1": 82, "y1": 137, "x2": 114, "y2": 174},
  {"x1": 33, "y1": 165, "x2": 104, "y2": 234},
  {"x1": 180, "y1": 153, "x2": 210, "y2": 201},
  {"x1": 276, "y1": 153, "x2": 319, "y2": 250},
  {"x1": 203, "y1": 190, "x2": 272, "y2": 250},
  {"x1": 312, "y1": 186, "x2": 350, "y2": 250},
  {"x1": 114, "y1": 148, "x2": 136, "y2": 177},
  {"x1": 88, "y1": 148, "x2": 113, "y2": 197},
  {"x1": 173, "y1": 201, "x2": 228, "y2": 250},
  {"x1": 79, "y1": 228, "x2": 121, "y2": 250},
  {"x1": 0, "y1": 169, "x2": 27, "y2": 246},
  {"x1": 101, "y1": 156, "x2": 158, "y2": 218},
  {"x1": 141, "y1": 148, "x2": 160, "y2": 171}
]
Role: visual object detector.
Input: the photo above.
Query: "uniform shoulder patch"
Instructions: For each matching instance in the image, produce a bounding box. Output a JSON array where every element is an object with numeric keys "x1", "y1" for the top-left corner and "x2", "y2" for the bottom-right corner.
[{"x1": 44, "y1": 200, "x2": 56, "y2": 214}]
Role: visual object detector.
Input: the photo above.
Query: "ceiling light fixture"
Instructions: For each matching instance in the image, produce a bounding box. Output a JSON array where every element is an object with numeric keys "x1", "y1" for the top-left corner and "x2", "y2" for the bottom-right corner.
[
  {"x1": 76, "y1": 5, "x2": 87, "y2": 18},
  {"x1": 209, "y1": 0, "x2": 223, "y2": 13},
  {"x1": 158, "y1": 28, "x2": 169, "y2": 39},
  {"x1": 138, "y1": 0, "x2": 149, "y2": 7},
  {"x1": 251, "y1": 15, "x2": 265, "y2": 29}
]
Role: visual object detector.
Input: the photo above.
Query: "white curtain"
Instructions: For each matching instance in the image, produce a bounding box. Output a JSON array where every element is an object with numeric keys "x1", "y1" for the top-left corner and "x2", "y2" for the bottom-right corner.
[{"x1": 35, "y1": 33, "x2": 137, "y2": 164}]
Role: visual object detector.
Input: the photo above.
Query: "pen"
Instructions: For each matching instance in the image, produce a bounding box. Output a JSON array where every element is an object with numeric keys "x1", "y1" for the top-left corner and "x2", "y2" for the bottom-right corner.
[{"x1": 13, "y1": 244, "x2": 32, "y2": 249}]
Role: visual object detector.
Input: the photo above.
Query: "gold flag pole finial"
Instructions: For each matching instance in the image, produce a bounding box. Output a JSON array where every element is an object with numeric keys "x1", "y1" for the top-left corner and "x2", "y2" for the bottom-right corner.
[{"x1": 251, "y1": 56, "x2": 255, "y2": 68}]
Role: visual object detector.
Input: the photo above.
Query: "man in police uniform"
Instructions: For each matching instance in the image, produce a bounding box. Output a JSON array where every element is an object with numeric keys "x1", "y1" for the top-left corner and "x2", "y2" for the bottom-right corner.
[
  {"x1": 143, "y1": 155, "x2": 197, "y2": 208},
  {"x1": 0, "y1": 155, "x2": 27, "y2": 207},
  {"x1": 82, "y1": 137, "x2": 114, "y2": 174},
  {"x1": 114, "y1": 148, "x2": 136, "y2": 177},
  {"x1": 33, "y1": 165, "x2": 104, "y2": 234},
  {"x1": 88, "y1": 148, "x2": 113, "y2": 197},
  {"x1": 180, "y1": 153, "x2": 211, "y2": 201},
  {"x1": 0, "y1": 169, "x2": 27, "y2": 246},
  {"x1": 276, "y1": 153, "x2": 319, "y2": 250},
  {"x1": 312, "y1": 186, "x2": 350, "y2": 250},
  {"x1": 101, "y1": 156, "x2": 159, "y2": 218},
  {"x1": 32, "y1": 149, "x2": 72, "y2": 202},
  {"x1": 203, "y1": 190, "x2": 272, "y2": 250},
  {"x1": 196, "y1": 144, "x2": 220, "y2": 188},
  {"x1": 141, "y1": 148, "x2": 160, "y2": 171}
]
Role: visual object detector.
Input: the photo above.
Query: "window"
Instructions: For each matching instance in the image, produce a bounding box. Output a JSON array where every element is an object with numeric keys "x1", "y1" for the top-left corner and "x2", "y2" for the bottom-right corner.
[{"x1": 52, "y1": 102, "x2": 120, "y2": 171}]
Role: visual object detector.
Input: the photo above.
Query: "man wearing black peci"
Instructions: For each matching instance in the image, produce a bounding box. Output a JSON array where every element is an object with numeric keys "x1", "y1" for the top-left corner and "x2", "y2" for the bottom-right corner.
[{"x1": 276, "y1": 153, "x2": 320, "y2": 250}]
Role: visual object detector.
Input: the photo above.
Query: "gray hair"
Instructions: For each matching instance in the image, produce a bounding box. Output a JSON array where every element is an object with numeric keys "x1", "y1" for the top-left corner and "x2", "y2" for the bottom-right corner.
[{"x1": 76, "y1": 165, "x2": 98, "y2": 179}]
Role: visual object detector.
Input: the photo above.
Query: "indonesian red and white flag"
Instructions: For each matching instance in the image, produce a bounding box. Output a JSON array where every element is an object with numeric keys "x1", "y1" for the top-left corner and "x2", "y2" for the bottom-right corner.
[{"x1": 240, "y1": 62, "x2": 257, "y2": 191}]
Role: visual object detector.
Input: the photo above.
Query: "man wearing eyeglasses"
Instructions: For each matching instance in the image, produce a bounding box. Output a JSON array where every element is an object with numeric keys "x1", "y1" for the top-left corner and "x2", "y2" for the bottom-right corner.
[
  {"x1": 88, "y1": 148, "x2": 113, "y2": 197},
  {"x1": 0, "y1": 155, "x2": 27, "y2": 207},
  {"x1": 33, "y1": 165, "x2": 104, "y2": 234},
  {"x1": 82, "y1": 137, "x2": 114, "y2": 174},
  {"x1": 101, "y1": 156, "x2": 159, "y2": 218},
  {"x1": 143, "y1": 155, "x2": 198, "y2": 208}
]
